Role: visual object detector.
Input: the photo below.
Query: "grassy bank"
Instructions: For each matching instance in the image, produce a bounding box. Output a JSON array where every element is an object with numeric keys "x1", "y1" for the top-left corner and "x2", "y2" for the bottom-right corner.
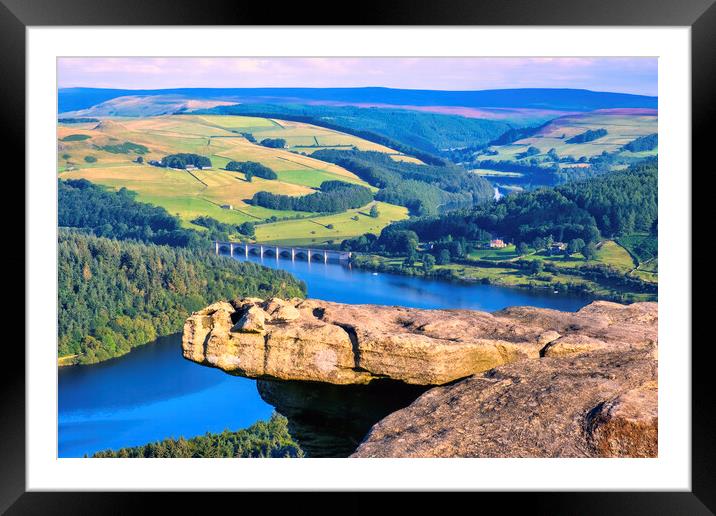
[{"x1": 352, "y1": 243, "x2": 657, "y2": 304}]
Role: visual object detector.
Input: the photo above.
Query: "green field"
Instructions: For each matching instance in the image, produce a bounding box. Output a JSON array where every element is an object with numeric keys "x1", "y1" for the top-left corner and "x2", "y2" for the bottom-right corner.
[
  {"x1": 272, "y1": 168, "x2": 364, "y2": 189},
  {"x1": 355, "y1": 252, "x2": 654, "y2": 302},
  {"x1": 482, "y1": 110, "x2": 658, "y2": 175},
  {"x1": 470, "y1": 168, "x2": 524, "y2": 178},
  {"x1": 58, "y1": 114, "x2": 408, "y2": 238},
  {"x1": 468, "y1": 240, "x2": 636, "y2": 273},
  {"x1": 468, "y1": 245, "x2": 521, "y2": 261},
  {"x1": 195, "y1": 115, "x2": 418, "y2": 162},
  {"x1": 254, "y1": 201, "x2": 408, "y2": 246}
]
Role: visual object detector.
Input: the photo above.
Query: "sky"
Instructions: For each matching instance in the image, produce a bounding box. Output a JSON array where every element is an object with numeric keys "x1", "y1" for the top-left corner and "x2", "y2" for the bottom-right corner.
[{"x1": 58, "y1": 57, "x2": 658, "y2": 96}]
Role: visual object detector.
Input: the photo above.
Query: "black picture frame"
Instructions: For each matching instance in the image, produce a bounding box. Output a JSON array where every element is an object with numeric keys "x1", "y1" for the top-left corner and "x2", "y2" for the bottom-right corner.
[{"x1": 4, "y1": 0, "x2": 712, "y2": 512}]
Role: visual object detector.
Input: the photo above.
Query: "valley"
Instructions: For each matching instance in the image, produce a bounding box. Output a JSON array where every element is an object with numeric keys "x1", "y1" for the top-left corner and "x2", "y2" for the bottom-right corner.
[{"x1": 55, "y1": 77, "x2": 660, "y2": 459}]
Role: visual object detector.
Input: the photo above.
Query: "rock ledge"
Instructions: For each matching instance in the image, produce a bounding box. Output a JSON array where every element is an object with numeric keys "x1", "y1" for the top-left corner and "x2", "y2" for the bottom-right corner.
[
  {"x1": 183, "y1": 297, "x2": 656, "y2": 386},
  {"x1": 182, "y1": 297, "x2": 658, "y2": 457}
]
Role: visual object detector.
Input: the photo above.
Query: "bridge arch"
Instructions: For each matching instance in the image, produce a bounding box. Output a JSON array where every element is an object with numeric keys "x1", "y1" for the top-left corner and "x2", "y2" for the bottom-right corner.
[{"x1": 214, "y1": 241, "x2": 353, "y2": 263}]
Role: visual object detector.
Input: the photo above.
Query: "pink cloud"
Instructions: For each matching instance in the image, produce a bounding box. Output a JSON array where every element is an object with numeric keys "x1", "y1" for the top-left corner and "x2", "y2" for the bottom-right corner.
[{"x1": 58, "y1": 57, "x2": 657, "y2": 95}]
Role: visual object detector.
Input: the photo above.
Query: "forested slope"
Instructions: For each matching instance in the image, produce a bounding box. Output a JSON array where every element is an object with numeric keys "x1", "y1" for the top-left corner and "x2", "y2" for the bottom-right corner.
[
  {"x1": 58, "y1": 231, "x2": 305, "y2": 364},
  {"x1": 311, "y1": 149, "x2": 495, "y2": 215},
  {"x1": 93, "y1": 413, "x2": 303, "y2": 458},
  {"x1": 388, "y1": 159, "x2": 658, "y2": 245}
]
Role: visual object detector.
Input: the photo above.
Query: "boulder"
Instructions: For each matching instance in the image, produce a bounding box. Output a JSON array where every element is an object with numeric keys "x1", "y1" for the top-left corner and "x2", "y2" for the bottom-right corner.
[
  {"x1": 182, "y1": 297, "x2": 657, "y2": 386},
  {"x1": 351, "y1": 350, "x2": 657, "y2": 458},
  {"x1": 585, "y1": 382, "x2": 658, "y2": 457},
  {"x1": 233, "y1": 305, "x2": 268, "y2": 333}
]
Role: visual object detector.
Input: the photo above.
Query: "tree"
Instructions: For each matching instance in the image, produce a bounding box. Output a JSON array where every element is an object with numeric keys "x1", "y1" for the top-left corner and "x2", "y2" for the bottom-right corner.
[
  {"x1": 623, "y1": 133, "x2": 657, "y2": 152},
  {"x1": 567, "y1": 238, "x2": 585, "y2": 256},
  {"x1": 531, "y1": 259, "x2": 545, "y2": 275},
  {"x1": 436, "y1": 249, "x2": 451, "y2": 265},
  {"x1": 582, "y1": 242, "x2": 597, "y2": 261},
  {"x1": 238, "y1": 222, "x2": 255, "y2": 237},
  {"x1": 160, "y1": 153, "x2": 211, "y2": 169},
  {"x1": 369, "y1": 204, "x2": 380, "y2": 218},
  {"x1": 532, "y1": 237, "x2": 546, "y2": 251},
  {"x1": 135, "y1": 156, "x2": 144, "y2": 164},
  {"x1": 93, "y1": 414, "x2": 302, "y2": 458},
  {"x1": 226, "y1": 161, "x2": 277, "y2": 180},
  {"x1": 422, "y1": 253, "x2": 436, "y2": 271},
  {"x1": 517, "y1": 146, "x2": 540, "y2": 159},
  {"x1": 566, "y1": 128, "x2": 607, "y2": 144},
  {"x1": 517, "y1": 242, "x2": 529, "y2": 255},
  {"x1": 259, "y1": 138, "x2": 287, "y2": 149},
  {"x1": 251, "y1": 182, "x2": 373, "y2": 213}
]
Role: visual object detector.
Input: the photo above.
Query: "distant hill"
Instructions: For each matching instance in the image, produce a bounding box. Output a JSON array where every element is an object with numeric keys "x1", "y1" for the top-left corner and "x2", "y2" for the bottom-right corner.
[
  {"x1": 58, "y1": 87, "x2": 657, "y2": 114},
  {"x1": 200, "y1": 103, "x2": 514, "y2": 157},
  {"x1": 61, "y1": 94, "x2": 235, "y2": 118}
]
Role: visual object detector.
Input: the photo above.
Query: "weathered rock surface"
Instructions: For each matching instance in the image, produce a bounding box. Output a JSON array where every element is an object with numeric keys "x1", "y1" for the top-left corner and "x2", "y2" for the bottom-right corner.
[
  {"x1": 182, "y1": 297, "x2": 657, "y2": 386},
  {"x1": 351, "y1": 349, "x2": 657, "y2": 458},
  {"x1": 183, "y1": 297, "x2": 657, "y2": 458}
]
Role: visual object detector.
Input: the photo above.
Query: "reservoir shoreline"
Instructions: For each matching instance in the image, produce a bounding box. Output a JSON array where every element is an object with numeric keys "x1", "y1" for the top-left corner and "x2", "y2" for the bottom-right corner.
[{"x1": 58, "y1": 252, "x2": 591, "y2": 457}]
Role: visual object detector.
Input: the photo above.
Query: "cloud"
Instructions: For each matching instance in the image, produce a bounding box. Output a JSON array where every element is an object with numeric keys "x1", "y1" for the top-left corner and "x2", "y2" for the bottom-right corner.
[{"x1": 58, "y1": 57, "x2": 657, "y2": 95}]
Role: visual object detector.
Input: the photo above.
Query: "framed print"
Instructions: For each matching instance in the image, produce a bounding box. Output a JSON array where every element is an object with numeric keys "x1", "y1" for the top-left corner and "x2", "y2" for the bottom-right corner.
[{"x1": 5, "y1": 0, "x2": 714, "y2": 512}]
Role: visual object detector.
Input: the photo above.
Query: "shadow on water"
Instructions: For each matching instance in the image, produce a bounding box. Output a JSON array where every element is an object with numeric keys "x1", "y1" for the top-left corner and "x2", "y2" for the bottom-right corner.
[{"x1": 257, "y1": 378, "x2": 429, "y2": 457}]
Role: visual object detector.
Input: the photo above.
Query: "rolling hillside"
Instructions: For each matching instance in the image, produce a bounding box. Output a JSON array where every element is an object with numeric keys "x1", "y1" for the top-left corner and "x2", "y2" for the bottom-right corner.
[
  {"x1": 469, "y1": 108, "x2": 658, "y2": 189},
  {"x1": 57, "y1": 114, "x2": 410, "y2": 241},
  {"x1": 489, "y1": 109, "x2": 658, "y2": 161}
]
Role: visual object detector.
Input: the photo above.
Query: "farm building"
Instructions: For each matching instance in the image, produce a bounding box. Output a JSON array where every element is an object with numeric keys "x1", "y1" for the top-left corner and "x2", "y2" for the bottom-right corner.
[
  {"x1": 548, "y1": 242, "x2": 567, "y2": 255},
  {"x1": 489, "y1": 239, "x2": 508, "y2": 248},
  {"x1": 220, "y1": 204, "x2": 233, "y2": 210}
]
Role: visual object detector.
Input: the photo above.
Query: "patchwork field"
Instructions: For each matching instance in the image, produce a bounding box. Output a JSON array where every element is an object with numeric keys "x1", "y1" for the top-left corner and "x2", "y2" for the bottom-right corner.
[
  {"x1": 484, "y1": 108, "x2": 658, "y2": 163},
  {"x1": 193, "y1": 115, "x2": 417, "y2": 161},
  {"x1": 253, "y1": 201, "x2": 408, "y2": 246},
  {"x1": 57, "y1": 114, "x2": 408, "y2": 237}
]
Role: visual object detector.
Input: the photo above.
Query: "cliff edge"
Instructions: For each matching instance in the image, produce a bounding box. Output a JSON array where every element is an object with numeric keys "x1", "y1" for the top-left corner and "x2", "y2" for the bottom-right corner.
[{"x1": 182, "y1": 297, "x2": 657, "y2": 457}]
